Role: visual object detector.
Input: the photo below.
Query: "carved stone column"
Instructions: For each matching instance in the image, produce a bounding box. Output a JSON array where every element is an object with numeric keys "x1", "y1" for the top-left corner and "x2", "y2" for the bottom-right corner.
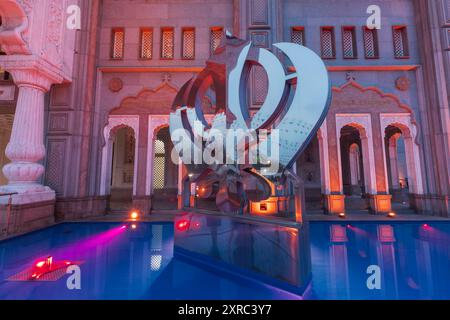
[
  {"x1": 388, "y1": 137, "x2": 400, "y2": 189},
  {"x1": 0, "y1": 58, "x2": 63, "y2": 203}
]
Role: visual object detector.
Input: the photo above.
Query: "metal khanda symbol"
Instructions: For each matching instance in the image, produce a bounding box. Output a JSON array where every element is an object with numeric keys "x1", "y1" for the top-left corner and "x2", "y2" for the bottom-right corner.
[{"x1": 169, "y1": 33, "x2": 331, "y2": 213}]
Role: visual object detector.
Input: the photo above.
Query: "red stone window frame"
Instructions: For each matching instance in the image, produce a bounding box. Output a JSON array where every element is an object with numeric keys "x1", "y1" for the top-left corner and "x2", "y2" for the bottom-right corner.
[
  {"x1": 342, "y1": 26, "x2": 357, "y2": 59},
  {"x1": 110, "y1": 27, "x2": 125, "y2": 60},
  {"x1": 160, "y1": 27, "x2": 175, "y2": 60},
  {"x1": 362, "y1": 26, "x2": 379, "y2": 59},
  {"x1": 320, "y1": 26, "x2": 336, "y2": 59},
  {"x1": 181, "y1": 27, "x2": 196, "y2": 60},
  {"x1": 139, "y1": 27, "x2": 153, "y2": 60},
  {"x1": 210, "y1": 26, "x2": 224, "y2": 55},
  {"x1": 392, "y1": 25, "x2": 410, "y2": 59},
  {"x1": 291, "y1": 26, "x2": 305, "y2": 46}
]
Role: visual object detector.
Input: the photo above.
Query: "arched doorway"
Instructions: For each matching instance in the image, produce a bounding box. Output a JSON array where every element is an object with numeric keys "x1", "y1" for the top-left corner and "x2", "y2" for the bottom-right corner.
[
  {"x1": 297, "y1": 136, "x2": 322, "y2": 210},
  {"x1": 100, "y1": 115, "x2": 140, "y2": 212},
  {"x1": 339, "y1": 125, "x2": 369, "y2": 210},
  {"x1": 385, "y1": 126, "x2": 409, "y2": 205},
  {"x1": 151, "y1": 126, "x2": 178, "y2": 210},
  {"x1": 382, "y1": 121, "x2": 423, "y2": 209},
  {"x1": 109, "y1": 126, "x2": 136, "y2": 210}
]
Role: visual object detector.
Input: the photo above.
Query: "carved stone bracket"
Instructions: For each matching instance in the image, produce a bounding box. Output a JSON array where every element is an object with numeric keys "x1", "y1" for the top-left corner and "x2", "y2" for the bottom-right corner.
[{"x1": 1, "y1": 55, "x2": 64, "y2": 91}]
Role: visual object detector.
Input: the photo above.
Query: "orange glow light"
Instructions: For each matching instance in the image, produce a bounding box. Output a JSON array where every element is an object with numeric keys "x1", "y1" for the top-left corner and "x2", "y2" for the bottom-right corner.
[
  {"x1": 131, "y1": 224, "x2": 137, "y2": 229},
  {"x1": 250, "y1": 199, "x2": 278, "y2": 215},
  {"x1": 387, "y1": 212, "x2": 396, "y2": 218},
  {"x1": 130, "y1": 211, "x2": 139, "y2": 220}
]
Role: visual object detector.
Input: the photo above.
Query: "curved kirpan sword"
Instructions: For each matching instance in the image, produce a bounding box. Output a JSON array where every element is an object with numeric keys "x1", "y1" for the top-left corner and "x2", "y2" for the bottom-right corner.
[{"x1": 169, "y1": 37, "x2": 331, "y2": 212}]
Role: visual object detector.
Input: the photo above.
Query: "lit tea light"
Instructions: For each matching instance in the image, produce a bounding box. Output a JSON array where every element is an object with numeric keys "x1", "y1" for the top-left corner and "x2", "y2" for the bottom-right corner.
[
  {"x1": 131, "y1": 224, "x2": 137, "y2": 229},
  {"x1": 387, "y1": 212, "x2": 396, "y2": 218},
  {"x1": 338, "y1": 212, "x2": 346, "y2": 218},
  {"x1": 130, "y1": 211, "x2": 139, "y2": 220}
]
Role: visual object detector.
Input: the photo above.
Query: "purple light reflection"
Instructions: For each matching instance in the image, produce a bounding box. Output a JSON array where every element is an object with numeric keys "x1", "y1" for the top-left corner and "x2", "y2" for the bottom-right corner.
[{"x1": 28, "y1": 224, "x2": 128, "y2": 265}]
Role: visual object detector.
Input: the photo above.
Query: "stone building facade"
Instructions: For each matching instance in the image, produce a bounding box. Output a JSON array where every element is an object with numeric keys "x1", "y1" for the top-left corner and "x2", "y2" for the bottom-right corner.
[{"x1": 0, "y1": 0, "x2": 449, "y2": 232}]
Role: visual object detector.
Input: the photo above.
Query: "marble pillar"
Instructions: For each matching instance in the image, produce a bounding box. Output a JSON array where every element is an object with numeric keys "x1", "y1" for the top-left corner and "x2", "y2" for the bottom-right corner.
[{"x1": 0, "y1": 63, "x2": 61, "y2": 204}]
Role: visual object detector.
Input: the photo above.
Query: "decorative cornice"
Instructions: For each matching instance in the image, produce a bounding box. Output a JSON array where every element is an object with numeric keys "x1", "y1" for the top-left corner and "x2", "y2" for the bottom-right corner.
[
  {"x1": 101, "y1": 65, "x2": 420, "y2": 74},
  {"x1": 327, "y1": 65, "x2": 420, "y2": 72},
  {"x1": 99, "y1": 66, "x2": 204, "y2": 73},
  {"x1": 0, "y1": 55, "x2": 64, "y2": 91},
  {"x1": 288, "y1": 65, "x2": 420, "y2": 73}
]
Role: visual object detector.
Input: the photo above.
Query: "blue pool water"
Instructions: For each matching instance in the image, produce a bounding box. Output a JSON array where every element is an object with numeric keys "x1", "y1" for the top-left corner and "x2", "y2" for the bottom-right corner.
[
  {"x1": 0, "y1": 222, "x2": 296, "y2": 300},
  {"x1": 309, "y1": 221, "x2": 450, "y2": 300},
  {"x1": 0, "y1": 220, "x2": 449, "y2": 300}
]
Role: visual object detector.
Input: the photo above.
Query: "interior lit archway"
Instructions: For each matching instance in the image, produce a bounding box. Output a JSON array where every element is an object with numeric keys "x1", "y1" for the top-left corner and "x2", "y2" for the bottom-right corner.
[
  {"x1": 384, "y1": 124, "x2": 415, "y2": 208},
  {"x1": 339, "y1": 125, "x2": 369, "y2": 210},
  {"x1": 109, "y1": 126, "x2": 136, "y2": 211},
  {"x1": 151, "y1": 126, "x2": 178, "y2": 210},
  {"x1": 296, "y1": 136, "x2": 322, "y2": 210}
]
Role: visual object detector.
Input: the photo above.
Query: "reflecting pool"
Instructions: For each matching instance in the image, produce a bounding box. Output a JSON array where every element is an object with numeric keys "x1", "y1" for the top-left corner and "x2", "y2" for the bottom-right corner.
[{"x1": 0, "y1": 220, "x2": 449, "y2": 300}]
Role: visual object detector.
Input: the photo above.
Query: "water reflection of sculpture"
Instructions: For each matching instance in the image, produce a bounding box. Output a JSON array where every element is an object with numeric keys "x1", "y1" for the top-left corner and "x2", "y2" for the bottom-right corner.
[{"x1": 169, "y1": 33, "x2": 331, "y2": 215}]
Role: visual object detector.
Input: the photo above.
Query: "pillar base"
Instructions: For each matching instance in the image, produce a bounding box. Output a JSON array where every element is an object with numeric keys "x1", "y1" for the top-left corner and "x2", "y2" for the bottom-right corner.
[
  {"x1": 1, "y1": 199, "x2": 55, "y2": 238},
  {"x1": 368, "y1": 194, "x2": 392, "y2": 214},
  {"x1": 0, "y1": 184, "x2": 55, "y2": 205},
  {"x1": 409, "y1": 194, "x2": 450, "y2": 217},
  {"x1": 55, "y1": 196, "x2": 108, "y2": 221},
  {"x1": 324, "y1": 194, "x2": 346, "y2": 214},
  {"x1": 189, "y1": 195, "x2": 196, "y2": 208},
  {"x1": 132, "y1": 196, "x2": 151, "y2": 215},
  {"x1": 177, "y1": 194, "x2": 183, "y2": 210}
]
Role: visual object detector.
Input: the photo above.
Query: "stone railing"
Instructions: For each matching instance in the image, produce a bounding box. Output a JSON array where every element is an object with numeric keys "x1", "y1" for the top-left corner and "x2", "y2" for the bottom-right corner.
[{"x1": 0, "y1": 192, "x2": 17, "y2": 237}]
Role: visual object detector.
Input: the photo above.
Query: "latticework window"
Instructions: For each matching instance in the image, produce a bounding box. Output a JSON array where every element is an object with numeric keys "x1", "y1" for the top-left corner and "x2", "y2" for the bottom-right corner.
[
  {"x1": 182, "y1": 28, "x2": 195, "y2": 59},
  {"x1": 363, "y1": 27, "x2": 379, "y2": 58},
  {"x1": 140, "y1": 28, "x2": 153, "y2": 59},
  {"x1": 321, "y1": 27, "x2": 335, "y2": 59},
  {"x1": 153, "y1": 140, "x2": 165, "y2": 189},
  {"x1": 393, "y1": 26, "x2": 409, "y2": 58},
  {"x1": 210, "y1": 27, "x2": 223, "y2": 54},
  {"x1": 161, "y1": 28, "x2": 174, "y2": 59},
  {"x1": 150, "y1": 255, "x2": 162, "y2": 271},
  {"x1": 342, "y1": 27, "x2": 357, "y2": 58},
  {"x1": 111, "y1": 28, "x2": 124, "y2": 59},
  {"x1": 252, "y1": 66, "x2": 268, "y2": 106},
  {"x1": 291, "y1": 27, "x2": 305, "y2": 46}
]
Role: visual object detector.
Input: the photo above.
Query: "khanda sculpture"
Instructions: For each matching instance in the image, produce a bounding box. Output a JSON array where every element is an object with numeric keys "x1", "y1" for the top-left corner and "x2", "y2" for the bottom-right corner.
[{"x1": 169, "y1": 32, "x2": 331, "y2": 213}]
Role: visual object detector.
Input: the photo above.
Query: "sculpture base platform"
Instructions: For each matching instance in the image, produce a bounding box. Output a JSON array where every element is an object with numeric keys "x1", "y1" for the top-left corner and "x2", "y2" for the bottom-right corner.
[{"x1": 174, "y1": 212, "x2": 312, "y2": 296}]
